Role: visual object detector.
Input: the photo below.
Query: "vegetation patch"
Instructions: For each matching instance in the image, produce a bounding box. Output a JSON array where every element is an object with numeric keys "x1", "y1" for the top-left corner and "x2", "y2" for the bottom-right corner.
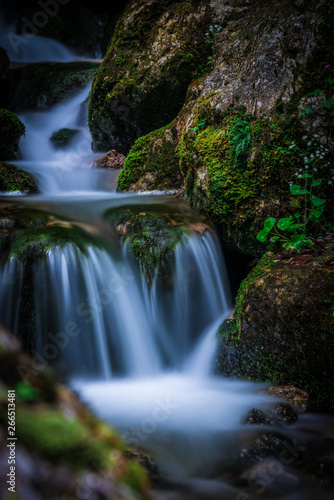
[{"x1": 0, "y1": 109, "x2": 25, "y2": 160}]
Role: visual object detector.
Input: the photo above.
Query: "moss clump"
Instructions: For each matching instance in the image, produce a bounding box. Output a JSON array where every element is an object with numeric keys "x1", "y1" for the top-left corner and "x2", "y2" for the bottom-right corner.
[
  {"x1": 217, "y1": 251, "x2": 334, "y2": 410},
  {"x1": 0, "y1": 162, "x2": 38, "y2": 193},
  {"x1": 8, "y1": 224, "x2": 101, "y2": 264},
  {"x1": 88, "y1": 0, "x2": 211, "y2": 152},
  {"x1": 117, "y1": 121, "x2": 184, "y2": 192},
  {"x1": 0, "y1": 109, "x2": 25, "y2": 160},
  {"x1": 14, "y1": 408, "x2": 120, "y2": 469},
  {"x1": 49, "y1": 128, "x2": 79, "y2": 149}
]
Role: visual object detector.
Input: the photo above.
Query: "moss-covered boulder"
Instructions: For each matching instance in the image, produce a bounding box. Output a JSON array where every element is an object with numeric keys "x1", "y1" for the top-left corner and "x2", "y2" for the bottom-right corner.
[
  {"x1": 117, "y1": 120, "x2": 184, "y2": 192},
  {"x1": 217, "y1": 250, "x2": 334, "y2": 410},
  {"x1": 0, "y1": 161, "x2": 38, "y2": 193},
  {"x1": 4, "y1": 61, "x2": 99, "y2": 111},
  {"x1": 0, "y1": 325, "x2": 149, "y2": 499},
  {"x1": 49, "y1": 127, "x2": 79, "y2": 149},
  {"x1": 0, "y1": 109, "x2": 25, "y2": 160},
  {"x1": 114, "y1": 0, "x2": 334, "y2": 255},
  {"x1": 105, "y1": 202, "x2": 212, "y2": 285},
  {"x1": 88, "y1": 0, "x2": 211, "y2": 153}
]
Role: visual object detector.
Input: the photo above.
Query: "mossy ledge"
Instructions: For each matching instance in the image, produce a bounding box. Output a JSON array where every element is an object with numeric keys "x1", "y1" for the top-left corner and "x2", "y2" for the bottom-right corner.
[{"x1": 217, "y1": 251, "x2": 334, "y2": 410}]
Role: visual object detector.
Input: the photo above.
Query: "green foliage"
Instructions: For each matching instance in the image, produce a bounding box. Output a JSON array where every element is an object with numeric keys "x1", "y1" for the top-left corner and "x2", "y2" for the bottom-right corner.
[
  {"x1": 229, "y1": 115, "x2": 252, "y2": 163},
  {"x1": 15, "y1": 408, "x2": 119, "y2": 469},
  {"x1": 257, "y1": 136, "x2": 333, "y2": 251}
]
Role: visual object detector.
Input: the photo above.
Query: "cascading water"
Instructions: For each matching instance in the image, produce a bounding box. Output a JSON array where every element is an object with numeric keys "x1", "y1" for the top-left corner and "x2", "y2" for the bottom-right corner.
[{"x1": 2, "y1": 26, "x2": 333, "y2": 500}]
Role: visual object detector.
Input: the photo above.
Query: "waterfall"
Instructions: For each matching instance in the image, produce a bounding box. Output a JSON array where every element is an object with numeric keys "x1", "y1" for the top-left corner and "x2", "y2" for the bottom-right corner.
[{"x1": 0, "y1": 24, "x2": 277, "y2": 483}]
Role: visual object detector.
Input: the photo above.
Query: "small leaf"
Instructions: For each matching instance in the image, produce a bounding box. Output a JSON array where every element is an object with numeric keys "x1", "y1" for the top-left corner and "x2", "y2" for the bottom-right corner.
[
  {"x1": 290, "y1": 184, "x2": 309, "y2": 195},
  {"x1": 311, "y1": 178, "x2": 323, "y2": 187},
  {"x1": 294, "y1": 212, "x2": 302, "y2": 219},
  {"x1": 256, "y1": 230, "x2": 269, "y2": 242},
  {"x1": 310, "y1": 194, "x2": 326, "y2": 207},
  {"x1": 277, "y1": 217, "x2": 293, "y2": 230},
  {"x1": 263, "y1": 217, "x2": 276, "y2": 232},
  {"x1": 270, "y1": 236, "x2": 280, "y2": 242}
]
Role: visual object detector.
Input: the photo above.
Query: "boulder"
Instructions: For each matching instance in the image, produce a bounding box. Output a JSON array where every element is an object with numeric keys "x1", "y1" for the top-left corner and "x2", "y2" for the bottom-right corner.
[
  {"x1": 49, "y1": 128, "x2": 80, "y2": 149},
  {"x1": 88, "y1": 0, "x2": 212, "y2": 153},
  {"x1": 4, "y1": 61, "x2": 99, "y2": 111},
  {"x1": 217, "y1": 251, "x2": 334, "y2": 410}
]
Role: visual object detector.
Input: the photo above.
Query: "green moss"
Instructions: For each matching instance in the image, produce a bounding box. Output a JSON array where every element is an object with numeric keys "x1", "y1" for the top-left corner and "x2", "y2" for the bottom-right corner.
[
  {"x1": 180, "y1": 103, "x2": 332, "y2": 255},
  {"x1": 0, "y1": 162, "x2": 38, "y2": 193},
  {"x1": 217, "y1": 252, "x2": 334, "y2": 410},
  {"x1": 8, "y1": 224, "x2": 101, "y2": 264},
  {"x1": 0, "y1": 110, "x2": 25, "y2": 160},
  {"x1": 117, "y1": 121, "x2": 183, "y2": 192},
  {"x1": 13, "y1": 408, "x2": 120, "y2": 469}
]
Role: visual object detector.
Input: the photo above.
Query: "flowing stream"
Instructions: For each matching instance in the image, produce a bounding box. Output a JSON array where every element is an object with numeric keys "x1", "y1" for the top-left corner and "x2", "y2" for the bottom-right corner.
[{"x1": 1, "y1": 26, "x2": 334, "y2": 500}]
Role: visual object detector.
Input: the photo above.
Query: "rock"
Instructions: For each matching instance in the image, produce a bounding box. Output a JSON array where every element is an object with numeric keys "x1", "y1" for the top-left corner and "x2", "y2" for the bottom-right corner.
[
  {"x1": 94, "y1": 149, "x2": 126, "y2": 169},
  {"x1": 88, "y1": 0, "x2": 212, "y2": 153},
  {"x1": 243, "y1": 404, "x2": 298, "y2": 427},
  {"x1": 111, "y1": 0, "x2": 334, "y2": 256},
  {"x1": 0, "y1": 161, "x2": 38, "y2": 193},
  {"x1": 217, "y1": 251, "x2": 334, "y2": 410},
  {"x1": 0, "y1": 109, "x2": 25, "y2": 160},
  {"x1": 49, "y1": 128, "x2": 80, "y2": 149},
  {"x1": 264, "y1": 385, "x2": 309, "y2": 413},
  {"x1": 4, "y1": 61, "x2": 99, "y2": 111}
]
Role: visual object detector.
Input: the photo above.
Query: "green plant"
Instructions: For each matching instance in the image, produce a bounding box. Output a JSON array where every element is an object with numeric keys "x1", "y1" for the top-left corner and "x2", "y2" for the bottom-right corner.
[
  {"x1": 229, "y1": 115, "x2": 252, "y2": 162},
  {"x1": 256, "y1": 136, "x2": 332, "y2": 251}
]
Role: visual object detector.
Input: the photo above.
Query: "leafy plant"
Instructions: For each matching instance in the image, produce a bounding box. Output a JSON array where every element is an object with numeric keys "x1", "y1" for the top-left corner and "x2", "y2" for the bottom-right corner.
[
  {"x1": 229, "y1": 116, "x2": 252, "y2": 162},
  {"x1": 257, "y1": 136, "x2": 332, "y2": 251}
]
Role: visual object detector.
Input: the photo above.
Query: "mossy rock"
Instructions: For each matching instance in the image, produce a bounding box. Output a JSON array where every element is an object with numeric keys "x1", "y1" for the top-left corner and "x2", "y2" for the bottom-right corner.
[
  {"x1": 217, "y1": 251, "x2": 334, "y2": 410},
  {"x1": 0, "y1": 109, "x2": 25, "y2": 160},
  {"x1": 117, "y1": 120, "x2": 184, "y2": 192},
  {"x1": 179, "y1": 105, "x2": 334, "y2": 256},
  {"x1": 4, "y1": 61, "x2": 99, "y2": 111},
  {"x1": 106, "y1": 206, "x2": 187, "y2": 285},
  {"x1": 0, "y1": 161, "x2": 37, "y2": 193},
  {"x1": 88, "y1": 0, "x2": 211, "y2": 153},
  {"x1": 49, "y1": 128, "x2": 79, "y2": 149},
  {"x1": 0, "y1": 326, "x2": 148, "y2": 498}
]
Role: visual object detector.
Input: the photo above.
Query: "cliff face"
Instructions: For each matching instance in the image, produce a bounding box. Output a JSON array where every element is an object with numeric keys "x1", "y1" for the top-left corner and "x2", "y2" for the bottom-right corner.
[{"x1": 92, "y1": 0, "x2": 333, "y2": 255}]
